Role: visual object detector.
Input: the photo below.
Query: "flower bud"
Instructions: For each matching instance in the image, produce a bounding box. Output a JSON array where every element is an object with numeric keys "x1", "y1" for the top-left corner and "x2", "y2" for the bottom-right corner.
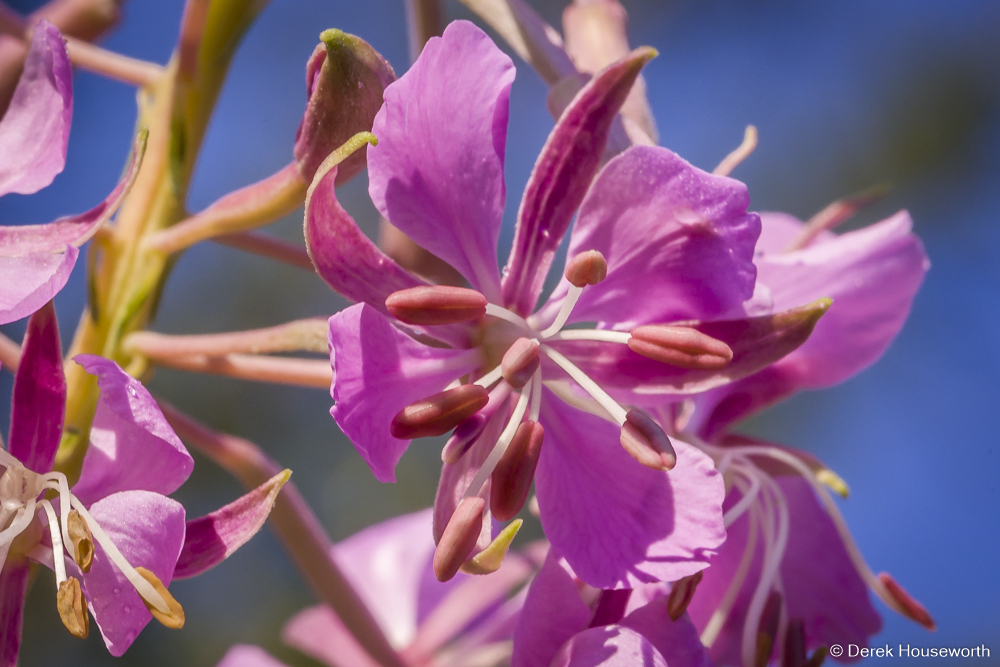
[
  {"x1": 490, "y1": 421, "x2": 544, "y2": 521},
  {"x1": 294, "y1": 30, "x2": 396, "y2": 185},
  {"x1": 628, "y1": 325, "x2": 733, "y2": 370},
  {"x1": 501, "y1": 338, "x2": 540, "y2": 390},
  {"x1": 564, "y1": 250, "x2": 608, "y2": 287},
  {"x1": 619, "y1": 408, "x2": 675, "y2": 471},
  {"x1": 391, "y1": 385, "x2": 490, "y2": 439},
  {"x1": 433, "y1": 496, "x2": 486, "y2": 582},
  {"x1": 385, "y1": 285, "x2": 487, "y2": 325}
]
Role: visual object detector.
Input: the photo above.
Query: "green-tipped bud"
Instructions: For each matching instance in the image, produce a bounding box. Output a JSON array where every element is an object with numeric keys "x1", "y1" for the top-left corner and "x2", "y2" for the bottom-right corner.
[{"x1": 294, "y1": 30, "x2": 396, "y2": 185}]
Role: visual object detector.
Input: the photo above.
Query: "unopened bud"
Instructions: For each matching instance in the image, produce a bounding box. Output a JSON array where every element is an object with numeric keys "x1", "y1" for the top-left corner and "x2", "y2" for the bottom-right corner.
[
  {"x1": 385, "y1": 285, "x2": 488, "y2": 325},
  {"x1": 490, "y1": 421, "x2": 545, "y2": 521},
  {"x1": 628, "y1": 325, "x2": 733, "y2": 370},
  {"x1": 67, "y1": 510, "x2": 94, "y2": 573},
  {"x1": 501, "y1": 338, "x2": 540, "y2": 390},
  {"x1": 755, "y1": 591, "x2": 783, "y2": 667},
  {"x1": 294, "y1": 30, "x2": 396, "y2": 185},
  {"x1": 565, "y1": 250, "x2": 608, "y2": 287},
  {"x1": 620, "y1": 409, "x2": 676, "y2": 471},
  {"x1": 433, "y1": 497, "x2": 486, "y2": 582},
  {"x1": 878, "y1": 572, "x2": 936, "y2": 630},
  {"x1": 57, "y1": 577, "x2": 89, "y2": 639},
  {"x1": 391, "y1": 385, "x2": 489, "y2": 439},
  {"x1": 461, "y1": 518, "x2": 522, "y2": 575},
  {"x1": 442, "y1": 414, "x2": 487, "y2": 464},
  {"x1": 666, "y1": 571, "x2": 703, "y2": 621},
  {"x1": 135, "y1": 567, "x2": 185, "y2": 629}
]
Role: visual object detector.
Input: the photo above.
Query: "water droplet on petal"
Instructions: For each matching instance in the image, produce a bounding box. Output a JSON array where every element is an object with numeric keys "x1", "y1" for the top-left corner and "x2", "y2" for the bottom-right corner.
[
  {"x1": 113, "y1": 587, "x2": 121, "y2": 595},
  {"x1": 122, "y1": 605, "x2": 131, "y2": 613}
]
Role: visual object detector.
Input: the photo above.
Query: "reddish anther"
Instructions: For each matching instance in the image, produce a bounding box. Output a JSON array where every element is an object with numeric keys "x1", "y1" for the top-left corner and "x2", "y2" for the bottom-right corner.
[
  {"x1": 390, "y1": 385, "x2": 489, "y2": 439},
  {"x1": 501, "y1": 338, "x2": 540, "y2": 390},
  {"x1": 490, "y1": 421, "x2": 545, "y2": 521},
  {"x1": 385, "y1": 285, "x2": 488, "y2": 325},
  {"x1": 564, "y1": 250, "x2": 608, "y2": 287},
  {"x1": 666, "y1": 571, "x2": 703, "y2": 621},
  {"x1": 628, "y1": 325, "x2": 733, "y2": 370},
  {"x1": 619, "y1": 409, "x2": 676, "y2": 471},
  {"x1": 433, "y1": 496, "x2": 486, "y2": 582},
  {"x1": 878, "y1": 572, "x2": 936, "y2": 630},
  {"x1": 441, "y1": 414, "x2": 488, "y2": 464}
]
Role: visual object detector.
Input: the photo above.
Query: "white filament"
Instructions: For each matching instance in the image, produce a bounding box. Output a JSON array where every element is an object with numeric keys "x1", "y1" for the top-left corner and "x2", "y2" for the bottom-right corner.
[
  {"x1": 485, "y1": 304, "x2": 532, "y2": 333},
  {"x1": 39, "y1": 499, "x2": 67, "y2": 585},
  {"x1": 463, "y1": 387, "x2": 531, "y2": 499},
  {"x1": 544, "y1": 329, "x2": 631, "y2": 344},
  {"x1": 540, "y1": 345, "x2": 628, "y2": 425},
  {"x1": 538, "y1": 285, "x2": 583, "y2": 338}
]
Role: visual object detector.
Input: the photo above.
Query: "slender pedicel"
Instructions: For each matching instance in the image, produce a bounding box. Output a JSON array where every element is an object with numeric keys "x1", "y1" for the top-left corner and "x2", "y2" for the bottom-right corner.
[
  {"x1": 490, "y1": 421, "x2": 544, "y2": 521},
  {"x1": 391, "y1": 385, "x2": 490, "y2": 439},
  {"x1": 433, "y1": 496, "x2": 486, "y2": 582},
  {"x1": 667, "y1": 570, "x2": 703, "y2": 621},
  {"x1": 501, "y1": 338, "x2": 540, "y2": 390},
  {"x1": 628, "y1": 325, "x2": 733, "y2": 370},
  {"x1": 620, "y1": 408, "x2": 676, "y2": 471},
  {"x1": 385, "y1": 285, "x2": 488, "y2": 325}
]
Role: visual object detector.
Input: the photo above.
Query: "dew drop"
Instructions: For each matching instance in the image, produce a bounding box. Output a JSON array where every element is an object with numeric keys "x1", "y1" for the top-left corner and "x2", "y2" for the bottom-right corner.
[
  {"x1": 113, "y1": 587, "x2": 121, "y2": 595},
  {"x1": 122, "y1": 604, "x2": 131, "y2": 613}
]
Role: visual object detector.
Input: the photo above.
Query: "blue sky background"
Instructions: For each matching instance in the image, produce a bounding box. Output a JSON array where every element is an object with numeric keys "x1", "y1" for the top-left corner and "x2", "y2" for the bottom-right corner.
[{"x1": 1, "y1": 0, "x2": 998, "y2": 664}]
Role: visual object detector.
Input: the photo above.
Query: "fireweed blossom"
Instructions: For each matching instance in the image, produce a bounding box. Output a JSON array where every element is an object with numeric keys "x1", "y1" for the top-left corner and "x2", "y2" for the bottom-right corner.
[
  {"x1": 312, "y1": 21, "x2": 830, "y2": 588},
  {"x1": 0, "y1": 21, "x2": 145, "y2": 325},
  {"x1": 657, "y1": 211, "x2": 932, "y2": 666},
  {"x1": 216, "y1": 508, "x2": 542, "y2": 667},
  {"x1": 512, "y1": 549, "x2": 713, "y2": 667},
  {"x1": 0, "y1": 305, "x2": 283, "y2": 663}
]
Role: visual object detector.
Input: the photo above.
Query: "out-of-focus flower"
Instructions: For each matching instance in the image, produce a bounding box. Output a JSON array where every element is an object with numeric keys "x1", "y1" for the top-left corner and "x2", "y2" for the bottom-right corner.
[
  {"x1": 216, "y1": 508, "x2": 541, "y2": 667},
  {"x1": 0, "y1": 21, "x2": 144, "y2": 325},
  {"x1": 0, "y1": 304, "x2": 286, "y2": 663},
  {"x1": 311, "y1": 20, "x2": 828, "y2": 588},
  {"x1": 512, "y1": 549, "x2": 713, "y2": 667},
  {"x1": 663, "y1": 211, "x2": 932, "y2": 666}
]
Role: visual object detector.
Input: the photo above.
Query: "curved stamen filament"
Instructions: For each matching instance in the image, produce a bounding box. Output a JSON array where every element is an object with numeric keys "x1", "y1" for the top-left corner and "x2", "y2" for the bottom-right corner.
[
  {"x1": 540, "y1": 345, "x2": 628, "y2": 424},
  {"x1": 69, "y1": 498, "x2": 170, "y2": 615},
  {"x1": 42, "y1": 472, "x2": 74, "y2": 558},
  {"x1": 741, "y1": 477, "x2": 789, "y2": 667},
  {"x1": 529, "y1": 370, "x2": 542, "y2": 422},
  {"x1": 484, "y1": 304, "x2": 533, "y2": 334},
  {"x1": 39, "y1": 500, "x2": 68, "y2": 585},
  {"x1": 701, "y1": 503, "x2": 759, "y2": 648},
  {"x1": 463, "y1": 386, "x2": 532, "y2": 500},
  {"x1": 544, "y1": 329, "x2": 631, "y2": 344},
  {"x1": 474, "y1": 364, "x2": 504, "y2": 388},
  {"x1": 538, "y1": 286, "x2": 583, "y2": 338},
  {"x1": 723, "y1": 464, "x2": 762, "y2": 528}
]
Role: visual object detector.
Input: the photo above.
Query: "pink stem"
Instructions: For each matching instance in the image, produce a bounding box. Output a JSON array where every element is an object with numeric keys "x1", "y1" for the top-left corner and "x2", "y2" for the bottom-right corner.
[
  {"x1": 124, "y1": 318, "x2": 328, "y2": 358},
  {"x1": 146, "y1": 353, "x2": 331, "y2": 389},
  {"x1": 0, "y1": 331, "x2": 21, "y2": 372},
  {"x1": 64, "y1": 35, "x2": 163, "y2": 85},
  {"x1": 214, "y1": 232, "x2": 315, "y2": 272}
]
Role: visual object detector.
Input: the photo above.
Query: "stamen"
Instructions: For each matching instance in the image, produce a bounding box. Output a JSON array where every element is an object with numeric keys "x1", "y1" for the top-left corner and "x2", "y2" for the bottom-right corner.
[
  {"x1": 713, "y1": 125, "x2": 758, "y2": 177},
  {"x1": 528, "y1": 371, "x2": 542, "y2": 422},
  {"x1": 490, "y1": 421, "x2": 544, "y2": 521},
  {"x1": 56, "y1": 577, "x2": 89, "y2": 639},
  {"x1": 39, "y1": 500, "x2": 67, "y2": 585},
  {"x1": 463, "y1": 388, "x2": 532, "y2": 499},
  {"x1": 877, "y1": 572, "x2": 936, "y2": 630},
  {"x1": 484, "y1": 304, "x2": 533, "y2": 333},
  {"x1": 501, "y1": 338, "x2": 540, "y2": 390},
  {"x1": 564, "y1": 250, "x2": 608, "y2": 288},
  {"x1": 134, "y1": 567, "x2": 186, "y2": 629},
  {"x1": 433, "y1": 496, "x2": 486, "y2": 582},
  {"x1": 628, "y1": 325, "x2": 733, "y2": 370},
  {"x1": 539, "y1": 286, "x2": 582, "y2": 338},
  {"x1": 701, "y1": 509, "x2": 759, "y2": 647},
  {"x1": 474, "y1": 364, "x2": 504, "y2": 388},
  {"x1": 545, "y1": 329, "x2": 631, "y2": 344},
  {"x1": 385, "y1": 285, "x2": 487, "y2": 325},
  {"x1": 667, "y1": 571, "x2": 703, "y2": 621},
  {"x1": 442, "y1": 414, "x2": 488, "y2": 464},
  {"x1": 785, "y1": 182, "x2": 891, "y2": 252},
  {"x1": 724, "y1": 466, "x2": 763, "y2": 527},
  {"x1": 67, "y1": 510, "x2": 95, "y2": 573},
  {"x1": 540, "y1": 345, "x2": 628, "y2": 424},
  {"x1": 0, "y1": 499, "x2": 36, "y2": 551},
  {"x1": 620, "y1": 409, "x2": 677, "y2": 471},
  {"x1": 741, "y1": 480, "x2": 790, "y2": 667},
  {"x1": 390, "y1": 385, "x2": 490, "y2": 439}
]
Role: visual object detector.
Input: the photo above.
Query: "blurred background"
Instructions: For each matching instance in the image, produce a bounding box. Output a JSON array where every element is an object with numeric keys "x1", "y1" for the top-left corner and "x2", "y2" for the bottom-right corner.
[{"x1": 1, "y1": 0, "x2": 998, "y2": 664}]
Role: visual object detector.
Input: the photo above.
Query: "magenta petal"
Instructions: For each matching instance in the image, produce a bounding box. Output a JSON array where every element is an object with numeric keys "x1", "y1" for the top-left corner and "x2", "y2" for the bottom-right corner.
[
  {"x1": 8, "y1": 301, "x2": 64, "y2": 473},
  {"x1": 173, "y1": 470, "x2": 289, "y2": 579},
  {"x1": 216, "y1": 645, "x2": 291, "y2": 667},
  {"x1": 695, "y1": 211, "x2": 928, "y2": 438},
  {"x1": 367, "y1": 20, "x2": 512, "y2": 300},
  {"x1": 551, "y1": 625, "x2": 668, "y2": 667},
  {"x1": 0, "y1": 21, "x2": 72, "y2": 198},
  {"x1": 512, "y1": 551, "x2": 590, "y2": 667},
  {"x1": 283, "y1": 605, "x2": 381, "y2": 667},
  {"x1": 502, "y1": 48, "x2": 655, "y2": 316},
  {"x1": 81, "y1": 490, "x2": 186, "y2": 657},
  {"x1": 535, "y1": 394, "x2": 726, "y2": 589},
  {"x1": 0, "y1": 246, "x2": 76, "y2": 325},
  {"x1": 0, "y1": 560, "x2": 30, "y2": 667},
  {"x1": 71, "y1": 356, "x2": 193, "y2": 506},
  {"x1": 620, "y1": 604, "x2": 712, "y2": 667},
  {"x1": 539, "y1": 146, "x2": 759, "y2": 329},
  {"x1": 329, "y1": 304, "x2": 481, "y2": 483}
]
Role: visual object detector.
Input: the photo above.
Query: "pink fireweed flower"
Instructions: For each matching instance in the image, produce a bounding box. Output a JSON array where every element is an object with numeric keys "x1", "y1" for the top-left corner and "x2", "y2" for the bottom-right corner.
[
  {"x1": 0, "y1": 305, "x2": 283, "y2": 663},
  {"x1": 216, "y1": 508, "x2": 542, "y2": 667},
  {"x1": 0, "y1": 21, "x2": 144, "y2": 325},
  {"x1": 659, "y1": 210, "x2": 932, "y2": 666},
  {"x1": 512, "y1": 549, "x2": 714, "y2": 667},
  {"x1": 312, "y1": 22, "x2": 829, "y2": 589}
]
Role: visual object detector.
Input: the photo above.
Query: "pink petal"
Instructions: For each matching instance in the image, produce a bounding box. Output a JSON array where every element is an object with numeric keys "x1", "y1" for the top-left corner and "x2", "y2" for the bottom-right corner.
[
  {"x1": 0, "y1": 559, "x2": 30, "y2": 667},
  {"x1": 512, "y1": 552, "x2": 591, "y2": 667},
  {"x1": 534, "y1": 394, "x2": 726, "y2": 589},
  {"x1": 537, "y1": 146, "x2": 759, "y2": 330},
  {"x1": 328, "y1": 304, "x2": 481, "y2": 483},
  {"x1": 0, "y1": 246, "x2": 76, "y2": 325},
  {"x1": 551, "y1": 626, "x2": 668, "y2": 667},
  {"x1": 367, "y1": 20, "x2": 512, "y2": 301},
  {"x1": 80, "y1": 490, "x2": 186, "y2": 657},
  {"x1": 0, "y1": 21, "x2": 72, "y2": 198},
  {"x1": 216, "y1": 645, "x2": 290, "y2": 667},
  {"x1": 173, "y1": 470, "x2": 289, "y2": 579},
  {"x1": 7, "y1": 301, "x2": 64, "y2": 472},
  {"x1": 502, "y1": 48, "x2": 656, "y2": 316},
  {"x1": 283, "y1": 605, "x2": 381, "y2": 667},
  {"x1": 620, "y1": 604, "x2": 713, "y2": 667},
  {"x1": 70, "y1": 356, "x2": 193, "y2": 506}
]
